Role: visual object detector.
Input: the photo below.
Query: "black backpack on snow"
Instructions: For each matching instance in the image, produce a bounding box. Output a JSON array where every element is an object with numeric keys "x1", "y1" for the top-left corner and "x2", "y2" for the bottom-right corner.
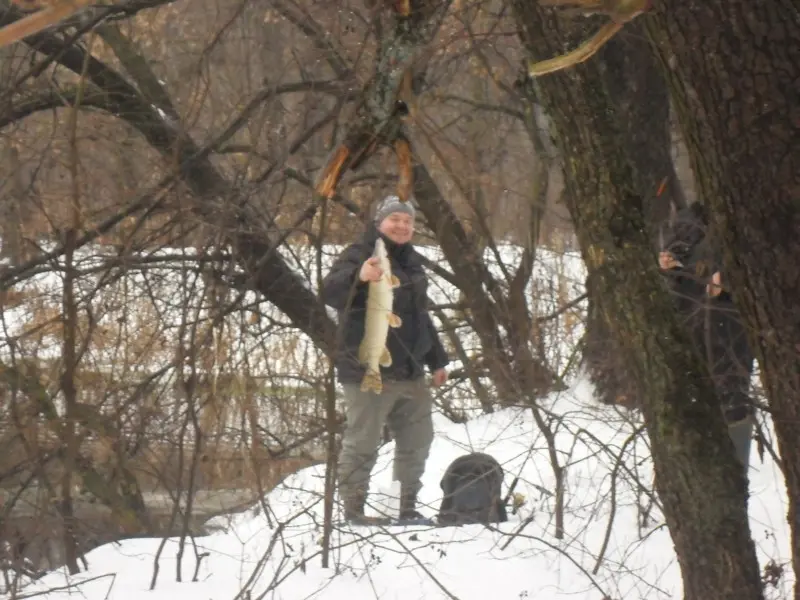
[{"x1": 437, "y1": 452, "x2": 508, "y2": 526}]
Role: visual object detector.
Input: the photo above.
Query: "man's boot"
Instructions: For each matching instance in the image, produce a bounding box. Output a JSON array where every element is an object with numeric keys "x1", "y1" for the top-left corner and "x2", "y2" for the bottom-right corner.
[
  {"x1": 343, "y1": 490, "x2": 391, "y2": 526},
  {"x1": 399, "y1": 487, "x2": 425, "y2": 521}
]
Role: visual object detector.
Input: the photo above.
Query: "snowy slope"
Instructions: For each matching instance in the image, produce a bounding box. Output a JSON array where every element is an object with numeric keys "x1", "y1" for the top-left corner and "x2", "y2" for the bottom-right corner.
[{"x1": 12, "y1": 378, "x2": 791, "y2": 600}]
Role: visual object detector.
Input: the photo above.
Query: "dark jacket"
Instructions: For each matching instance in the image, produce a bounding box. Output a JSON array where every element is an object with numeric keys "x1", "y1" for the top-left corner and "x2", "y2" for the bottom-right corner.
[
  {"x1": 321, "y1": 225, "x2": 450, "y2": 385},
  {"x1": 660, "y1": 202, "x2": 754, "y2": 420}
]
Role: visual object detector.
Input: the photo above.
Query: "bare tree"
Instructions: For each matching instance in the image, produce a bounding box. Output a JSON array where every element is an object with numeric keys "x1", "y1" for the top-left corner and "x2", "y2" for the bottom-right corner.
[
  {"x1": 1, "y1": 2, "x2": 783, "y2": 597},
  {"x1": 639, "y1": 1, "x2": 800, "y2": 593},
  {"x1": 510, "y1": 2, "x2": 764, "y2": 598}
]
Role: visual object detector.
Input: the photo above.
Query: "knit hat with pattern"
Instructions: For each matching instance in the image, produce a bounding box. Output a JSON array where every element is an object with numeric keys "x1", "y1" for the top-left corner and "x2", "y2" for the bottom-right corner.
[{"x1": 374, "y1": 194, "x2": 415, "y2": 225}]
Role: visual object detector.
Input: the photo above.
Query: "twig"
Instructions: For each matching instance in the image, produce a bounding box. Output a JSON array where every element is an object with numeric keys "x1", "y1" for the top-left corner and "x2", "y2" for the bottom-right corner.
[
  {"x1": 536, "y1": 293, "x2": 587, "y2": 323},
  {"x1": 497, "y1": 525, "x2": 612, "y2": 598},
  {"x1": 592, "y1": 429, "x2": 638, "y2": 574},
  {"x1": 379, "y1": 533, "x2": 462, "y2": 600},
  {"x1": 16, "y1": 572, "x2": 116, "y2": 599}
]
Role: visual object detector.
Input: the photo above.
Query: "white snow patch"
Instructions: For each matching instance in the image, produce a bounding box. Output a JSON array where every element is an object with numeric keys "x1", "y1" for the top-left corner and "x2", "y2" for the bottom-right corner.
[{"x1": 13, "y1": 379, "x2": 792, "y2": 600}]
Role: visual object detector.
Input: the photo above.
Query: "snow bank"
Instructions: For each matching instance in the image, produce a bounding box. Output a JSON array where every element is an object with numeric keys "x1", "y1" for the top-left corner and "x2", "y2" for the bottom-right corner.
[{"x1": 14, "y1": 378, "x2": 791, "y2": 600}]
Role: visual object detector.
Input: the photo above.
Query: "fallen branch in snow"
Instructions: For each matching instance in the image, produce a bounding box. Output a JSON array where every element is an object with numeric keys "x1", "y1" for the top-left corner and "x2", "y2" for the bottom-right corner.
[
  {"x1": 493, "y1": 524, "x2": 613, "y2": 599},
  {"x1": 499, "y1": 513, "x2": 535, "y2": 551},
  {"x1": 386, "y1": 534, "x2": 461, "y2": 600},
  {"x1": 15, "y1": 572, "x2": 116, "y2": 600}
]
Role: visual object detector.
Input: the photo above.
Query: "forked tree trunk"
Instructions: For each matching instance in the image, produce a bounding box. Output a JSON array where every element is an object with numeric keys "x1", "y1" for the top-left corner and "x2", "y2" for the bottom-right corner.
[
  {"x1": 648, "y1": 1, "x2": 800, "y2": 593},
  {"x1": 510, "y1": 4, "x2": 764, "y2": 599}
]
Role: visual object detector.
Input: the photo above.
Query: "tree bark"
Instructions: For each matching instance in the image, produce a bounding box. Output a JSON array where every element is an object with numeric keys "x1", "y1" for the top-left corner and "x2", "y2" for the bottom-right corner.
[
  {"x1": 598, "y1": 23, "x2": 686, "y2": 232},
  {"x1": 510, "y1": 4, "x2": 764, "y2": 599},
  {"x1": 647, "y1": 1, "x2": 800, "y2": 593},
  {"x1": 0, "y1": 145, "x2": 28, "y2": 266},
  {"x1": 313, "y1": 0, "x2": 452, "y2": 200},
  {"x1": 579, "y1": 22, "x2": 687, "y2": 410}
]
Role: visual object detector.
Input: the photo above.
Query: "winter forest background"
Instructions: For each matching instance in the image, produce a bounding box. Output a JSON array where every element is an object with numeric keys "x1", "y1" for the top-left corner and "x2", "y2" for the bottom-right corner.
[{"x1": 0, "y1": 1, "x2": 796, "y2": 599}]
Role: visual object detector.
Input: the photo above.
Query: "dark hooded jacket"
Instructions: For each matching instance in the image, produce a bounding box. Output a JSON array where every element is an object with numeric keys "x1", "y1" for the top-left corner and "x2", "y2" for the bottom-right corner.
[
  {"x1": 321, "y1": 225, "x2": 450, "y2": 385},
  {"x1": 660, "y1": 202, "x2": 754, "y2": 421}
]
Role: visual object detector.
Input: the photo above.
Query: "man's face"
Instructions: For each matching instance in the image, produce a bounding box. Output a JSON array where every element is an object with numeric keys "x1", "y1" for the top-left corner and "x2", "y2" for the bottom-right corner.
[{"x1": 379, "y1": 212, "x2": 414, "y2": 245}]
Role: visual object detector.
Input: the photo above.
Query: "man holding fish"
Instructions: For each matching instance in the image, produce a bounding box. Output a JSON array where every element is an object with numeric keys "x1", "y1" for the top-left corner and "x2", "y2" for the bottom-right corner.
[{"x1": 322, "y1": 195, "x2": 450, "y2": 525}]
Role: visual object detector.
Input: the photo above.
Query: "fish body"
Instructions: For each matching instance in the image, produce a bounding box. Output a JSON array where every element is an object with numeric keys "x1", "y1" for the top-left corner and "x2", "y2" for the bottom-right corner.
[{"x1": 359, "y1": 238, "x2": 401, "y2": 393}]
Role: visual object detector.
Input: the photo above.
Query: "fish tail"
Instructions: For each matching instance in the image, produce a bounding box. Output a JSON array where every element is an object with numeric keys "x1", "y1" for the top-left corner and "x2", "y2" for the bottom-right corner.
[{"x1": 360, "y1": 369, "x2": 383, "y2": 394}]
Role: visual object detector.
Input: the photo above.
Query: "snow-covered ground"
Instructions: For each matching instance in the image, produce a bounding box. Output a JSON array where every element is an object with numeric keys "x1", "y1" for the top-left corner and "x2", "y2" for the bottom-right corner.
[{"x1": 10, "y1": 377, "x2": 792, "y2": 600}]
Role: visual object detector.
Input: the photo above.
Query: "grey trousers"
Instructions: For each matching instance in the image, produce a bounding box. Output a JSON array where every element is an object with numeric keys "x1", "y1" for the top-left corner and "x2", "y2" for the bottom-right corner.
[{"x1": 338, "y1": 378, "x2": 434, "y2": 501}]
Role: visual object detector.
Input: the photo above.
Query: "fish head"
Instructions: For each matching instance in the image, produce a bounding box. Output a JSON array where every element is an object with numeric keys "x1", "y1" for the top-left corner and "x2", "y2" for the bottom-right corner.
[{"x1": 373, "y1": 237, "x2": 388, "y2": 259}]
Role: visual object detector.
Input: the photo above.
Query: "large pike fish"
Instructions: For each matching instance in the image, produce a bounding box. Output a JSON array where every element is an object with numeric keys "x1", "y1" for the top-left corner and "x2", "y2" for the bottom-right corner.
[{"x1": 358, "y1": 238, "x2": 402, "y2": 394}]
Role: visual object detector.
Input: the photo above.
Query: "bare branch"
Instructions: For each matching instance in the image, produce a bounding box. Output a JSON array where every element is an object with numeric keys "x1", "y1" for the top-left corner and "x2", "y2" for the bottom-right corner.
[
  {"x1": 436, "y1": 93, "x2": 525, "y2": 120},
  {"x1": 270, "y1": 0, "x2": 352, "y2": 79},
  {"x1": 0, "y1": 29, "x2": 345, "y2": 354}
]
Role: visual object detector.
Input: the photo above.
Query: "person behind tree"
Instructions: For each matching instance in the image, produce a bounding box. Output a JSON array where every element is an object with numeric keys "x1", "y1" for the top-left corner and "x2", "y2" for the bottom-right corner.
[
  {"x1": 659, "y1": 200, "x2": 756, "y2": 472},
  {"x1": 321, "y1": 195, "x2": 450, "y2": 525}
]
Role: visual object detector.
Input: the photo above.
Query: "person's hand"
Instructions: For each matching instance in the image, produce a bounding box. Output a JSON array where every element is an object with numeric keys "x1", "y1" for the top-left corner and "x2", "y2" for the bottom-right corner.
[
  {"x1": 359, "y1": 257, "x2": 383, "y2": 283},
  {"x1": 658, "y1": 251, "x2": 683, "y2": 270},
  {"x1": 707, "y1": 271, "x2": 723, "y2": 297},
  {"x1": 431, "y1": 368, "x2": 448, "y2": 387}
]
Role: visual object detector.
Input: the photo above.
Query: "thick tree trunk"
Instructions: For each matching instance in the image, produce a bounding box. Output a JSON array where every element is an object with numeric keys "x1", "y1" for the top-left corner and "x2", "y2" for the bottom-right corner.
[
  {"x1": 647, "y1": 1, "x2": 800, "y2": 593},
  {"x1": 510, "y1": 5, "x2": 764, "y2": 599},
  {"x1": 575, "y1": 22, "x2": 687, "y2": 409},
  {"x1": 599, "y1": 22, "x2": 686, "y2": 232}
]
